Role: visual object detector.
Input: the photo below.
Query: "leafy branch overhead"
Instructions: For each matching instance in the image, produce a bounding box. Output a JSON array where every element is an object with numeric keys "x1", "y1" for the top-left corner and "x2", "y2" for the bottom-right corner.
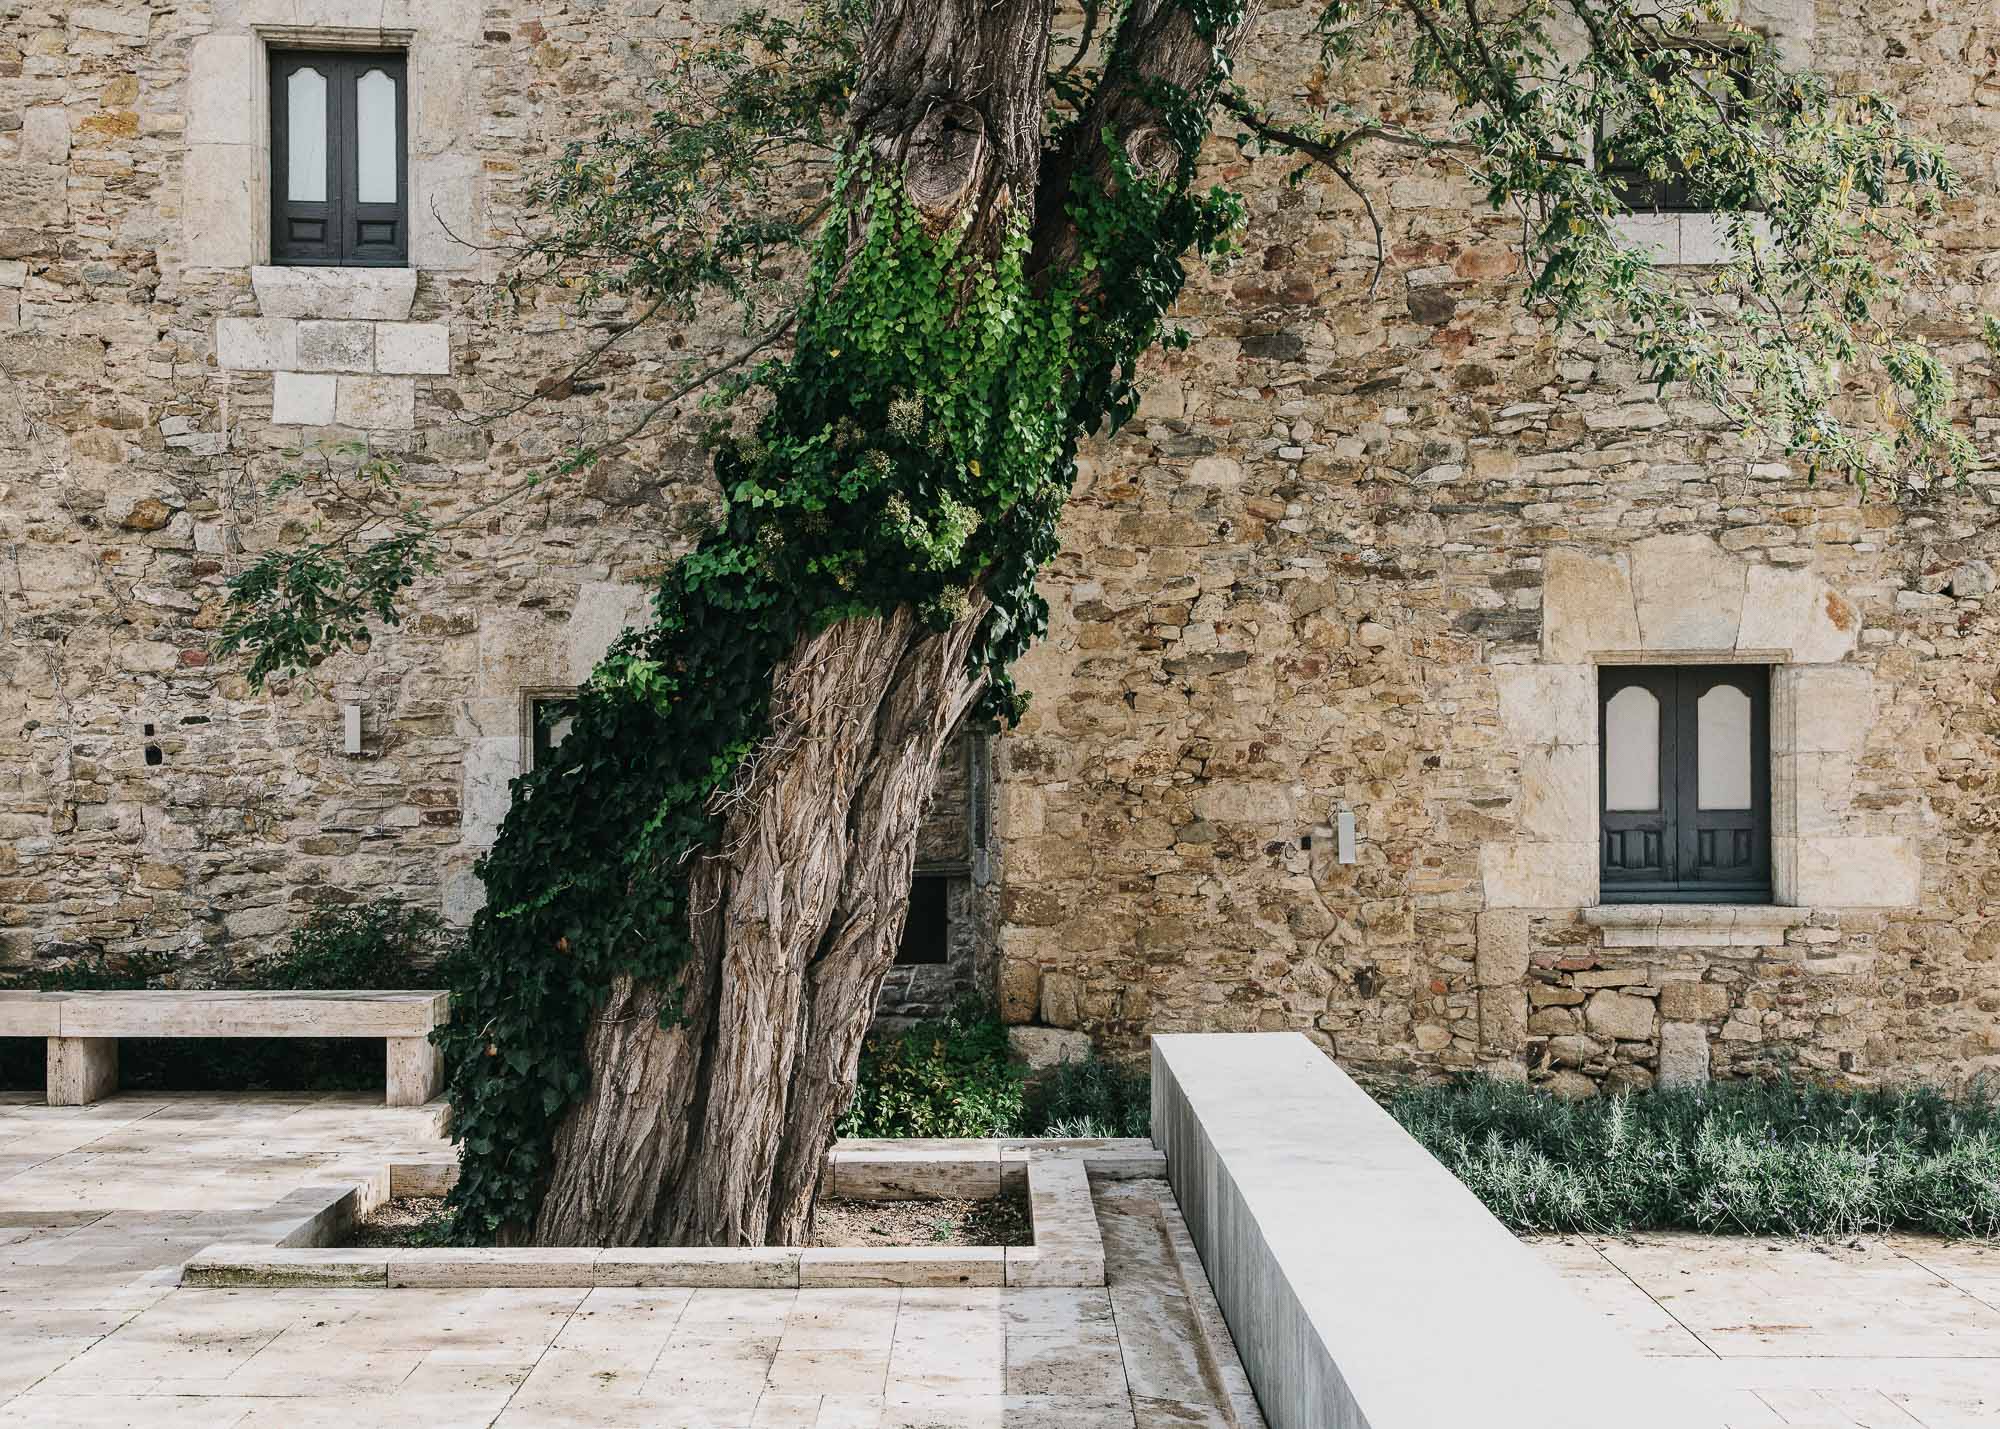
[
  {"x1": 512, "y1": 0, "x2": 863, "y2": 321},
  {"x1": 216, "y1": 449, "x2": 439, "y2": 688},
  {"x1": 1233, "y1": 0, "x2": 1969, "y2": 485},
  {"x1": 226, "y1": 0, "x2": 1973, "y2": 688}
]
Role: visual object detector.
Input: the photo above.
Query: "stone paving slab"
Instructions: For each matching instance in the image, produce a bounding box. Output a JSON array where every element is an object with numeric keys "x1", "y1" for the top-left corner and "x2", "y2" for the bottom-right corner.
[
  {"x1": 0, "y1": 1095, "x2": 1244, "y2": 1428},
  {"x1": 1534, "y1": 1232, "x2": 2000, "y2": 1428},
  {"x1": 7, "y1": 1094, "x2": 1998, "y2": 1428}
]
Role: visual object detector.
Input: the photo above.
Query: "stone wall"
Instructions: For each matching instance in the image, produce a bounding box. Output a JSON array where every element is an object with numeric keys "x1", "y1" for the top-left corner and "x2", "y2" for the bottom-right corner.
[
  {"x1": 4, "y1": 0, "x2": 1999, "y2": 1096},
  {"x1": 3, "y1": 0, "x2": 752, "y2": 977},
  {"x1": 988, "y1": 0, "x2": 2000, "y2": 1092},
  {"x1": 0, "y1": 0, "x2": 993, "y2": 990}
]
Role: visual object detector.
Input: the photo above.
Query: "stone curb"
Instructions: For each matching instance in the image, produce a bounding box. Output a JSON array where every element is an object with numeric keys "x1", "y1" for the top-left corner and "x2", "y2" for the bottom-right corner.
[
  {"x1": 1004, "y1": 1151, "x2": 1105, "y2": 1287},
  {"x1": 184, "y1": 1245, "x2": 395, "y2": 1287},
  {"x1": 181, "y1": 1138, "x2": 1118, "y2": 1290},
  {"x1": 383, "y1": 1136, "x2": 1161, "y2": 1203},
  {"x1": 1152, "y1": 1183, "x2": 1269, "y2": 1429}
]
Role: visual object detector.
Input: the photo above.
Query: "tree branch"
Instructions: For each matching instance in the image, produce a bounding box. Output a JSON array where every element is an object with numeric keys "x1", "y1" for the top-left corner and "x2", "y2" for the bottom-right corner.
[
  {"x1": 1218, "y1": 89, "x2": 1585, "y2": 171},
  {"x1": 458, "y1": 297, "x2": 669, "y2": 426},
  {"x1": 1333, "y1": 162, "x2": 1389, "y2": 296},
  {"x1": 1029, "y1": 0, "x2": 1262, "y2": 278},
  {"x1": 435, "y1": 311, "x2": 800, "y2": 534}
]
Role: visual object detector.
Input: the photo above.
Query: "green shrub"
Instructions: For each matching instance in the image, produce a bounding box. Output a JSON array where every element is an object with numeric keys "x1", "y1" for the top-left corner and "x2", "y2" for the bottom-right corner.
[
  {"x1": 1, "y1": 948, "x2": 178, "y2": 992},
  {"x1": 838, "y1": 1002, "x2": 1154, "y2": 1140},
  {"x1": 1385, "y1": 1075, "x2": 2000, "y2": 1238},
  {"x1": 838, "y1": 1002, "x2": 1027, "y2": 1139},
  {"x1": 0, "y1": 898, "x2": 460, "y2": 1094},
  {"x1": 1023, "y1": 1054, "x2": 1151, "y2": 1139},
  {"x1": 246, "y1": 898, "x2": 465, "y2": 991}
]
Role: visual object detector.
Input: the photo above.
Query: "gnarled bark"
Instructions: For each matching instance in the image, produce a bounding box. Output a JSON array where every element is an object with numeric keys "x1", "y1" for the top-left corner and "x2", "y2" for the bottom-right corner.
[
  {"x1": 526, "y1": 0, "x2": 1258, "y2": 1249},
  {"x1": 532, "y1": 604, "x2": 989, "y2": 1245},
  {"x1": 1032, "y1": 0, "x2": 1261, "y2": 273},
  {"x1": 851, "y1": 0, "x2": 1053, "y2": 222}
]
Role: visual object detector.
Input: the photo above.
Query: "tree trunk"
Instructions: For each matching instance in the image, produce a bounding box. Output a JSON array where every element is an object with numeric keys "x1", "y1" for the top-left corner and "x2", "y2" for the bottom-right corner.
[
  {"x1": 533, "y1": 604, "x2": 990, "y2": 1245},
  {"x1": 516, "y1": 0, "x2": 1256, "y2": 1249}
]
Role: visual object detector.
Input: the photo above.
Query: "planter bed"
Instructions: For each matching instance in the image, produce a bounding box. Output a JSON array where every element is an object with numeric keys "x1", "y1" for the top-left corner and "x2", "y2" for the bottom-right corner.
[
  {"x1": 181, "y1": 1136, "x2": 1150, "y2": 1291},
  {"x1": 811, "y1": 1194, "x2": 1031, "y2": 1247},
  {"x1": 352, "y1": 1192, "x2": 1033, "y2": 1250}
]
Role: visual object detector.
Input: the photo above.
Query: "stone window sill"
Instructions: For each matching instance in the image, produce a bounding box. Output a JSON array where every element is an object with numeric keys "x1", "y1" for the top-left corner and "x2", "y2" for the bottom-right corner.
[
  {"x1": 1582, "y1": 904, "x2": 1810, "y2": 949},
  {"x1": 1609, "y1": 213, "x2": 1771, "y2": 268},
  {"x1": 251, "y1": 265, "x2": 417, "y2": 321}
]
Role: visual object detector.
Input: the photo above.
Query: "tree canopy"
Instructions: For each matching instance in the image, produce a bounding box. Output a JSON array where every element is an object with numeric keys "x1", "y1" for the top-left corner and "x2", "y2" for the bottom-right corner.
[{"x1": 221, "y1": 0, "x2": 1969, "y2": 693}]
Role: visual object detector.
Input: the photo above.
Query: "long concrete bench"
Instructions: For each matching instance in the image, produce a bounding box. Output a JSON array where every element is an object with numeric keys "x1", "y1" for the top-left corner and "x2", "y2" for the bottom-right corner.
[
  {"x1": 1152, "y1": 1032, "x2": 1721, "y2": 1429},
  {"x1": 0, "y1": 990, "x2": 449, "y2": 1107}
]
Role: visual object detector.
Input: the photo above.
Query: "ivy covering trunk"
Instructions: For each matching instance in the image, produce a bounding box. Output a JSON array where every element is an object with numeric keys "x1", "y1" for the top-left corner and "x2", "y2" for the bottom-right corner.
[{"x1": 438, "y1": 0, "x2": 1247, "y2": 1246}]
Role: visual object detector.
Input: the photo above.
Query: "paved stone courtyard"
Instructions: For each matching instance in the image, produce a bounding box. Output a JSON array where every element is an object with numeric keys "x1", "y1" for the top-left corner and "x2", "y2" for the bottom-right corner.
[
  {"x1": 0, "y1": 1093, "x2": 1241, "y2": 1427},
  {"x1": 2, "y1": 1092, "x2": 1997, "y2": 1427},
  {"x1": 1535, "y1": 1231, "x2": 2000, "y2": 1428}
]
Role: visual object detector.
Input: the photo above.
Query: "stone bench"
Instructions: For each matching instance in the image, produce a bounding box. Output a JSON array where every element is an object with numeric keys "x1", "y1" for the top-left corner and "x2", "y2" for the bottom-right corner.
[
  {"x1": 1152, "y1": 1032, "x2": 1720, "y2": 1429},
  {"x1": 0, "y1": 990, "x2": 450, "y2": 1107}
]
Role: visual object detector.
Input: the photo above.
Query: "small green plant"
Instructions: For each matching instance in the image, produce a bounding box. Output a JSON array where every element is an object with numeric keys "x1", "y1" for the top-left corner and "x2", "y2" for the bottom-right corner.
[
  {"x1": 247, "y1": 898, "x2": 466, "y2": 991},
  {"x1": 0, "y1": 948, "x2": 178, "y2": 992},
  {"x1": 1386, "y1": 1075, "x2": 2000, "y2": 1239},
  {"x1": 1023, "y1": 1054, "x2": 1152, "y2": 1139},
  {"x1": 838, "y1": 1001, "x2": 1028, "y2": 1139}
]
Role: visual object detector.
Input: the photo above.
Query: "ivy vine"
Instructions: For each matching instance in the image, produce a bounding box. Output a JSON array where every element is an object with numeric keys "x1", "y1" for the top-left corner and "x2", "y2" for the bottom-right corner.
[{"x1": 439, "y1": 144, "x2": 1240, "y2": 1238}]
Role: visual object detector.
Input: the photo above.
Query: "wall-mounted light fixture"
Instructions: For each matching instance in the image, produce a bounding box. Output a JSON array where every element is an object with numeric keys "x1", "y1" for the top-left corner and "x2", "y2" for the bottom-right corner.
[
  {"x1": 1337, "y1": 809, "x2": 1358, "y2": 865},
  {"x1": 343, "y1": 704, "x2": 362, "y2": 756}
]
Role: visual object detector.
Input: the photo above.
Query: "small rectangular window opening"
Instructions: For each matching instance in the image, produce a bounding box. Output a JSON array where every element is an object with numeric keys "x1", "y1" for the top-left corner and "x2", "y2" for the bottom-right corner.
[
  {"x1": 895, "y1": 875, "x2": 951, "y2": 966},
  {"x1": 528, "y1": 696, "x2": 579, "y2": 772},
  {"x1": 270, "y1": 50, "x2": 409, "y2": 266},
  {"x1": 1599, "y1": 664, "x2": 1771, "y2": 904},
  {"x1": 1596, "y1": 40, "x2": 1756, "y2": 215}
]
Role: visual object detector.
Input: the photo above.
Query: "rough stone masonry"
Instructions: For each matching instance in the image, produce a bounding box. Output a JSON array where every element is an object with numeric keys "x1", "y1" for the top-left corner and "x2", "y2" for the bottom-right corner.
[{"x1": 3, "y1": 0, "x2": 1999, "y2": 1096}]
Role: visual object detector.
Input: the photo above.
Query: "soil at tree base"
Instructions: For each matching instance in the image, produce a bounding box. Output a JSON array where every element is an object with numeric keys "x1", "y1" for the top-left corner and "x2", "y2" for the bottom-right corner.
[{"x1": 350, "y1": 1191, "x2": 1033, "y2": 1249}]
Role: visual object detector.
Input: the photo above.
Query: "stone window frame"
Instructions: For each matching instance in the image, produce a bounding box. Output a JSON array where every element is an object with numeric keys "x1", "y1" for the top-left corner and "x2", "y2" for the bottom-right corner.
[
  {"x1": 185, "y1": 3, "x2": 479, "y2": 279},
  {"x1": 444, "y1": 583, "x2": 655, "y2": 925},
  {"x1": 192, "y1": 5, "x2": 476, "y2": 428},
  {"x1": 1585, "y1": 1, "x2": 1813, "y2": 267},
  {"x1": 1480, "y1": 534, "x2": 1919, "y2": 943},
  {"x1": 520, "y1": 688, "x2": 581, "y2": 774}
]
